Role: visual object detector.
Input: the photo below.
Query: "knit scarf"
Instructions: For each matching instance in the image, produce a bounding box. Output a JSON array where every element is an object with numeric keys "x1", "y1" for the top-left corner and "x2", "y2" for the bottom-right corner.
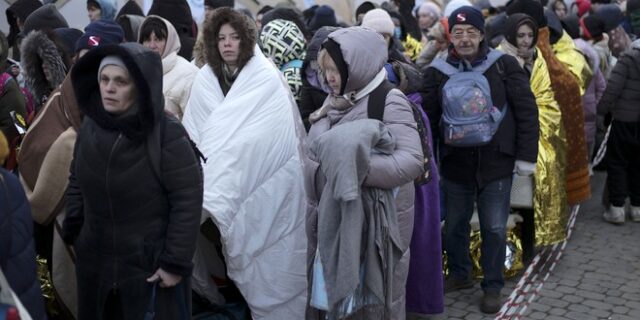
[
  {"x1": 220, "y1": 63, "x2": 240, "y2": 95},
  {"x1": 499, "y1": 38, "x2": 535, "y2": 75}
]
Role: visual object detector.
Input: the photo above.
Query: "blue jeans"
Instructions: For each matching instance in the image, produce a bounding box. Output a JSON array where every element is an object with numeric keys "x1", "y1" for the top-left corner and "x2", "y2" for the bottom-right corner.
[{"x1": 443, "y1": 176, "x2": 512, "y2": 294}]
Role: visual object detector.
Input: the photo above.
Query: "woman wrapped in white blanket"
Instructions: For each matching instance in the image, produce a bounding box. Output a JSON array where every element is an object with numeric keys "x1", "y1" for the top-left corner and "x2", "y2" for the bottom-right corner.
[{"x1": 182, "y1": 8, "x2": 308, "y2": 320}]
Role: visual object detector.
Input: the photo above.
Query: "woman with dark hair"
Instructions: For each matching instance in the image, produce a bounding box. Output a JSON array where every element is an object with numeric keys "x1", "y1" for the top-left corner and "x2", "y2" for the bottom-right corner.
[
  {"x1": 139, "y1": 15, "x2": 198, "y2": 120},
  {"x1": 62, "y1": 42, "x2": 203, "y2": 319},
  {"x1": 507, "y1": 0, "x2": 591, "y2": 206},
  {"x1": 182, "y1": 8, "x2": 308, "y2": 319},
  {"x1": 498, "y1": 13, "x2": 568, "y2": 253}
]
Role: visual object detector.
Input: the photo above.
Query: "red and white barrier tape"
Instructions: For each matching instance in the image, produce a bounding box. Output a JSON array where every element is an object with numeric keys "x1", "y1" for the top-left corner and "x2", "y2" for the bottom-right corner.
[{"x1": 495, "y1": 205, "x2": 581, "y2": 319}]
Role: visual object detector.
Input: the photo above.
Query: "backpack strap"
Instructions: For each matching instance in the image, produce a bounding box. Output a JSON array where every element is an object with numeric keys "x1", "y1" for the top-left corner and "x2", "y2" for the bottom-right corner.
[
  {"x1": 473, "y1": 49, "x2": 504, "y2": 74},
  {"x1": 367, "y1": 80, "x2": 396, "y2": 121},
  {"x1": 429, "y1": 58, "x2": 459, "y2": 77}
]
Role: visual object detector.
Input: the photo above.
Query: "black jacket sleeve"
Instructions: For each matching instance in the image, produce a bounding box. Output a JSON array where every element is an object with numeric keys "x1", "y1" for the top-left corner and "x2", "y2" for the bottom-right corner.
[
  {"x1": 502, "y1": 55, "x2": 539, "y2": 163},
  {"x1": 157, "y1": 118, "x2": 203, "y2": 277},
  {"x1": 597, "y1": 54, "x2": 630, "y2": 115},
  {"x1": 421, "y1": 66, "x2": 444, "y2": 144}
]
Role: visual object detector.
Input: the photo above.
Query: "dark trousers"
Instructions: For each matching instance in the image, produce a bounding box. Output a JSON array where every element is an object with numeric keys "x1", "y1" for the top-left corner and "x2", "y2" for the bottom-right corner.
[
  {"x1": 443, "y1": 176, "x2": 512, "y2": 294},
  {"x1": 606, "y1": 120, "x2": 640, "y2": 207},
  {"x1": 104, "y1": 290, "x2": 124, "y2": 320}
]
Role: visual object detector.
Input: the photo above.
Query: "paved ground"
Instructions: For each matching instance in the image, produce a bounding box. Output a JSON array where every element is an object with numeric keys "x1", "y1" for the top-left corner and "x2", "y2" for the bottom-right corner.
[{"x1": 412, "y1": 172, "x2": 640, "y2": 319}]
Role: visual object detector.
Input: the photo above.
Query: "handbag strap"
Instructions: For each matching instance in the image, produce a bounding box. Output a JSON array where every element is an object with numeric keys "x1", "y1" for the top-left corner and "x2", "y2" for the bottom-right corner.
[
  {"x1": 146, "y1": 282, "x2": 190, "y2": 320},
  {"x1": 147, "y1": 282, "x2": 158, "y2": 317},
  {"x1": 175, "y1": 282, "x2": 189, "y2": 320}
]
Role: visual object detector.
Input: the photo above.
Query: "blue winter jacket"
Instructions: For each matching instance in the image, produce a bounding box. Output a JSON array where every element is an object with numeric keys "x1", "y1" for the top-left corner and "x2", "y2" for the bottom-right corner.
[{"x1": 0, "y1": 168, "x2": 47, "y2": 320}]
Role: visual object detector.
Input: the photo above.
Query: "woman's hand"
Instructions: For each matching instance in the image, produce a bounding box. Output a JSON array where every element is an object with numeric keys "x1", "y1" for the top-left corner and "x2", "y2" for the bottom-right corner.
[{"x1": 146, "y1": 268, "x2": 182, "y2": 288}]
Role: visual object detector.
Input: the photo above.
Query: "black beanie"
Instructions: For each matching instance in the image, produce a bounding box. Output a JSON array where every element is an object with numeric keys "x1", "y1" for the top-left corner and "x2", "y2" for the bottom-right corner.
[
  {"x1": 356, "y1": 2, "x2": 376, "y2": 20},
  {"x1": 322, "y1": 39, "x2": 349, "y2": 95},
  {"x1": 581, "y1": 15, "x2": 605, "y2": 40},
  {"x1": 448, "y1": 6, "x2": 485, "y2": 32},
  {"x1": 561, "y1": 14, "x2": 581, "y2": 39},
  {"x1": 506, "y1": 0, "x2": 547, "y2": 28}
]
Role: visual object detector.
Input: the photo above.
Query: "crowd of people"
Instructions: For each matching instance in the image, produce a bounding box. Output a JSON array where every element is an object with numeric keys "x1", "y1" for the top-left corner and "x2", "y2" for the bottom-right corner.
[{"x1": 1, "y1": 0, "x2": 639, "y2": 319}]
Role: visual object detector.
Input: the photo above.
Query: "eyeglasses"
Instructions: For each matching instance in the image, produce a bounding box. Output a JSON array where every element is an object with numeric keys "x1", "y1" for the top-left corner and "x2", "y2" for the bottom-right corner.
[{"x1": 451, "y1": 29, "x2": 481, "y2": 40}]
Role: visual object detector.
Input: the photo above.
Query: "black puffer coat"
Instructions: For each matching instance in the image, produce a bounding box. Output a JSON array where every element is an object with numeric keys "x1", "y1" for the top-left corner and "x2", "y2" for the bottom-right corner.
[
  {"x1": 597, "y1": 41, "x2": 640, "y2": 122},
  {"x1": 62, "y1": 43, "x2": 203, "y2": 319}
]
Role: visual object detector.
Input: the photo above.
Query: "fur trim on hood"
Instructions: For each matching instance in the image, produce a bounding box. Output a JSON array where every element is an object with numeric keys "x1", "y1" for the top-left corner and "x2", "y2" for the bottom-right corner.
[
  {"x1": 192, "y1": 30, "x2": 206, "y2": 68},
  {"x1": 203, "y1": 7, "x2": 256, "y2": 80},
  {"x1": 20, "y1": 30, "x2": 67, "y2": 108}
]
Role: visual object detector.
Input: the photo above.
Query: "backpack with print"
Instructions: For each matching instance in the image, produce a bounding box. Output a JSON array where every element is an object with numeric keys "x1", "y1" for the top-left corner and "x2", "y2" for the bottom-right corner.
[{"x1": 429, "y1": 49, "x2": 507, "y2": 147}]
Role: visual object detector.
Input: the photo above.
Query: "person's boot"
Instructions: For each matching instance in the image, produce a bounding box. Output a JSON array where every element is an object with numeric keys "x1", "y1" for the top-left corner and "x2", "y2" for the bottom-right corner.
[
  {"x1": 603, "y1": 205, "x2": 625, "y2": 224},
  {"x1": 480, "y1": 292, "x2": 502, "y2": 314},
  {"x1": 444, "y1": 276, "x2": 474, "y2": 293},
  {"x1": 630, "y1": 206, "x2": 640, "y2": 222}
]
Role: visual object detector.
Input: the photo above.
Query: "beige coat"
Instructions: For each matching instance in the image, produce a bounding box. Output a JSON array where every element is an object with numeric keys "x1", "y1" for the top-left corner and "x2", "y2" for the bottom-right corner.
[{"x1": 19, "y1": 74, "x2": 81, "y2": 319}]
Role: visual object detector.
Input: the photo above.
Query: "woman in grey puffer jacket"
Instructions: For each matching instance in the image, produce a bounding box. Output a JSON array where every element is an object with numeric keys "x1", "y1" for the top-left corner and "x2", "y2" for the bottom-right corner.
[{"x1": 305, "y1": 27, "x2": 424, "y2": 319}]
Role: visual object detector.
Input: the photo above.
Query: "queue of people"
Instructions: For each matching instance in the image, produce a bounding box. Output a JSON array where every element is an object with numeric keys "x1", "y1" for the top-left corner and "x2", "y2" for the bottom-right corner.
[{"x1": 1, "y1": 0, "x2": 639, "y2": 319}]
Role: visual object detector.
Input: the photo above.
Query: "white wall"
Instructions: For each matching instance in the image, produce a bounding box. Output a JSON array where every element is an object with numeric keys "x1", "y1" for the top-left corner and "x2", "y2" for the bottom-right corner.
[{"x1": 1, "y1": 0, "x2": 137, "y2": 35}]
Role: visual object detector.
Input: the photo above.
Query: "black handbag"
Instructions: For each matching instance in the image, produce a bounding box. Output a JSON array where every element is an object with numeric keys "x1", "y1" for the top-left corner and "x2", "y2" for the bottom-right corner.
[{"x1": 144, "y1": 282, "x2": 189, "y2": 320}]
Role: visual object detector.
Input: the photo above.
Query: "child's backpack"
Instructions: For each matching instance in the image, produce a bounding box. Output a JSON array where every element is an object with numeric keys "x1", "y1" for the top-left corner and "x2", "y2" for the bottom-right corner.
[{"x1": 429, "y1": 49, "x2": 507, "y2": 147}]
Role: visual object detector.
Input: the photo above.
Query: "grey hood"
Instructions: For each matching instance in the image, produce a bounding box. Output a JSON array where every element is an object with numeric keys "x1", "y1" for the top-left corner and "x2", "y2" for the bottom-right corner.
[{"x1": 326, "y1": 27, "x2": 388, "y2": 94}]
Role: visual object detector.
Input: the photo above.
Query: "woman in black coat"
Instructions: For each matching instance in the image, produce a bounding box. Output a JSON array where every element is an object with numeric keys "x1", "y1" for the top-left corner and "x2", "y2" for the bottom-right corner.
[{"x1": 62, "y1": 42, "x2": 203, "y2": 319}]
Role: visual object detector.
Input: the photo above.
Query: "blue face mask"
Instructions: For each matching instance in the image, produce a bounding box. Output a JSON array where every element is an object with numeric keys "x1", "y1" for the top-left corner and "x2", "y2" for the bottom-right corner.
[{"x1": 394, "y1": 26, "x2": 402, "y2": 39}]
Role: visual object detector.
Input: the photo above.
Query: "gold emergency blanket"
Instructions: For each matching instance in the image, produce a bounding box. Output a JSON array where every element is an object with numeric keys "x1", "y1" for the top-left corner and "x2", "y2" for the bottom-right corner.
[
  {"x1": 37, "y1": 255, "x2": 57, "y2": 316},
  {"x1": 537, "y1": 27, "x2": 591, "y2": 205},
  {"x1": 402, "y1": 35, "x2": 424, "y2": 62},
  {"x1": 530, "y1": 53, "x2": 569, "y2": 245},
  {"x1": 470, "y1": 229, "x2": 524, "y2": 279},
  {"x1": 552, "y1": 32, "x2": 593, "y2": 95},
  {"x1": 442, "y1": 227, "x2": 524, "y2": 280}
]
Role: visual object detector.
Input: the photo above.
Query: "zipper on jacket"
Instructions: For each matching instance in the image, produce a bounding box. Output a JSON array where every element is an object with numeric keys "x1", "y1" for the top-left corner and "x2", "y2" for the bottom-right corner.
[{"x1": 106, "y1": 133, "x2": 123, "y2": 289}]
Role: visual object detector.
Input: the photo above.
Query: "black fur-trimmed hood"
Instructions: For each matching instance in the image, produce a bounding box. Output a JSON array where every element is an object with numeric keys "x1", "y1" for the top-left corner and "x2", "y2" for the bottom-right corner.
[
  {"x1": 20, "y1": 30, "x2": 67, "y2": 107},
  {"x1": 71, "y1": 43, "x2": 164, "y2": 141},
  {"x1": 203, "y1": 7, "x2": 256, "y2": 80}
]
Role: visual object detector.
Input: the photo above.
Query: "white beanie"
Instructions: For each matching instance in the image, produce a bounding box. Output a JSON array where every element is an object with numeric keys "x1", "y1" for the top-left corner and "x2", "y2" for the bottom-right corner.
[
  {"x1": 444, "y1": 0, "x2": 473, "y2": 18},
  {"x1": 361, "y1": 8, "x2": 395, "y2": 36}
]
